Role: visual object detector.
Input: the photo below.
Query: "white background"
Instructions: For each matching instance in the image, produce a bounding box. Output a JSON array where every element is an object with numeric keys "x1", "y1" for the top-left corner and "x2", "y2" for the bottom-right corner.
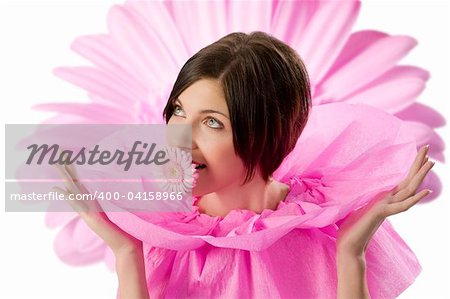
[{"x1": 1, "y1": 0, "x2": 449, "y2": 298}]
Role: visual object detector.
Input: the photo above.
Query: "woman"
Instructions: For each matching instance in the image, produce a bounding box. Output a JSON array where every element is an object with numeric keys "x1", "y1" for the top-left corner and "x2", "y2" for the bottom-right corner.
[{"x1": 54, "y1": 32, "x2": 434, "y2": 298}]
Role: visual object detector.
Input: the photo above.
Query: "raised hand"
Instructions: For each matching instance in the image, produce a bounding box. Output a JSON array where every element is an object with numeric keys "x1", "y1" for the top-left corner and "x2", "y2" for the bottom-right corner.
[
  {"x1": 52, "y1": 158, "x2": 149, "y2": 298},
  {"x1": 336, "y1": 144, "x2": 434, "y2": 256},
  {"x1": 336, "y1": 144, "x2": 434, "y2": 299},
  {"x1": 52, "y1": 159, "x2": 141, "y2": 255}
]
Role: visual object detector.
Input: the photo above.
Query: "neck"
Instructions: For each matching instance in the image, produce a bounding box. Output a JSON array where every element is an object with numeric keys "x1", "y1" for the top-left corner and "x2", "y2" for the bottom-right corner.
[{"x1": 196, "y1": 173, "x2": 290, "y2": 217}]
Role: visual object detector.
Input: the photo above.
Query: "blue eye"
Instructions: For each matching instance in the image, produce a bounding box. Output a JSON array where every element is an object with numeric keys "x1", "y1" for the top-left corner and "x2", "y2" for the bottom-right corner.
[
  {"x1": 173, "y1": 105, "x2": 185, "y2": 116},
  {"x1": 172, "y1": 104, "x2": 223, "y2": 129},
  {"x1": 205, "y1": 118, "x2": 223, "y2": 129}
]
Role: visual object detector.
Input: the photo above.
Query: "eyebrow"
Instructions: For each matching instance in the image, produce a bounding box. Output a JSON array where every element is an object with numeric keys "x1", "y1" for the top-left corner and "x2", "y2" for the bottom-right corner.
[{"x1": 175, "y1": 98, "x2": 229, "y2": 119}]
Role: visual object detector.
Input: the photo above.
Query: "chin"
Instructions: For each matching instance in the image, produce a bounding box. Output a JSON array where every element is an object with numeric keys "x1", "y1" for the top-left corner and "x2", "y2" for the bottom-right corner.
[
  {"x1": 191, "y1": 184, "x2": 215, "y2": 197},
  {"x1": 191, "y1": 188, "x2": 206, "y2": 197}
]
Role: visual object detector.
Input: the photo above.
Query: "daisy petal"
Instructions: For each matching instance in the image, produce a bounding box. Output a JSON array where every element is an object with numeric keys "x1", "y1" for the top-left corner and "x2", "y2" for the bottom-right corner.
[
  {"x1": 316, "y1": 35, "x2": 417, "y2": 102},
  {"x1": 33, "y1": 103, "x2": 133, "y2": 123},
  {"x1": 271, "y1": 1, "x2": 317, "y2": 45},
  {"x1": 294, "y1": 1, "x2": 360, "y2": 83},
  {"x1": 402, "y1": 121, "x2": 445, "y2": 162},
  {"x1": 395, "y1": 102, "x2": 446, "y2": 128},
  {"x1": 53, "y1": 67, "x2": 136, "y2": 106},
  {"x1": 343, "y1": 77, "x2": 426, "y2": 113},
  {"x1": 71, "y1": 34, "x2": 149, "y2": 97},
  {"x1": 227, "y1": 0, "x2": 272, "y2": 35},
  {"x1": 54, "y1": 219, "x2": 106, "y2": 265},
  {"x1": 125, "y1": 0, "x2": 190, "y2": 67},
  {"x1": 165, "y1": 0, "x2": 228, "y2": 55}
]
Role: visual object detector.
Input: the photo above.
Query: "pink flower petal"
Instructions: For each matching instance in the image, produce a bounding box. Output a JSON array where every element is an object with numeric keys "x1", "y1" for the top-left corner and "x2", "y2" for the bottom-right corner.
[
  {"x1": 54, "y1": 218, "x2": 107, "y2": 265},
  {"x1": 125, "y1": 0, "x2": 190, "y2": 67},
  {"x1": 164, "y1": 0, "x2": 228, "y2": 55},
  {"x1": 395, "y1": 102, "x2": 446, "y2": 128},
  {"x1": 71, "y1": 34, "x2": 149, "y2": 97},
  {"x1": 319, "y1": 30, "x2": 389, "y2": 87},
  {"x1": 53, "y1": 67, "x2": 137, "y2": 106},
  {"x1": 294, "y1": 1, "x2": 360, "y2": 83},
  {"x1": 316, "y1": 35, "x2": 417, "y2": 102},
  {"x1": 271, "y1": 1, "x2": 317, "y2": 45},
  {"x1": 418, "y1": 170, "x2": 442, "y2": 203},
  {"x1": 107, "y1": 5, "x2": 179, "y2": 84},
  {"x1": 402, "y1": 121, "x2": 445, "y2": 162},
  {"x1": 341, "y1": 66, "x2": 430, "y2": 113},
  {"x1": 33, "y1": 103, "x2": 134, "y2": 123},
  {"x1": 39, "y1": 114, "x2": 99, "y2": 124},
  {"x1": 226, "y1": 0, "x2": 272, "y2": 36},
  {"x1": 45, "y1": 211, "x2": 78, "y2": 228},
  {"x1": 343, "y1": 77, "x2": 426, "y2": 113}
]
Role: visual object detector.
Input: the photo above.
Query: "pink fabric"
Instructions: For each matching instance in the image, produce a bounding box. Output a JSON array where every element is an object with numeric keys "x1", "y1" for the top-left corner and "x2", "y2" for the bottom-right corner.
[
  {"x1": 143, "y1": 221, "x2": 420, "y2": 299},
  {"x1": 89, "y1": 102, "x2": 421, "y2": 298}
]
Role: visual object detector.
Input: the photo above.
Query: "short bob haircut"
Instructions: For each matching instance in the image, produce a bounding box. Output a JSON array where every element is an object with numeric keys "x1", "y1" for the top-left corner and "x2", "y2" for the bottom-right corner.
[{"x1": 163, "y1": 31, "x2": 311, "y2": 184}]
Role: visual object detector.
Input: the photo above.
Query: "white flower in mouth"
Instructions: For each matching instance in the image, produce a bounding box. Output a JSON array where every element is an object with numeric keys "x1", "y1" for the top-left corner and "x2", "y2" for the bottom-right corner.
[{"x1": 158, "y1": 146, "x2": 196, "y2": 194}]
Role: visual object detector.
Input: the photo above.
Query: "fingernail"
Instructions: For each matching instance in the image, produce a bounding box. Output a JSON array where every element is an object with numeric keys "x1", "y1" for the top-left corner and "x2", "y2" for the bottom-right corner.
[
  {"x1": 427, "y1": 189, "x2": 433, "y2": 194},
  {"x1": 425, "y1": 144, "x2": 430, "y2": 150}
]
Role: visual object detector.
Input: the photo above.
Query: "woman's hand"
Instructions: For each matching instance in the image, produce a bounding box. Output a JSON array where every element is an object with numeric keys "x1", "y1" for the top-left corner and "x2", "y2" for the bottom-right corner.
[
  {"x1": 336, "y1": 144, "x2": 434, "y2": 256},
  {"x1": 52, "y1": 158, "x2": 149, "y2": 299},
  {"x1": 336, "y1": 144, "x2": 434, "y2": 299},
  {"x1": 52, "y1": 160, "x2": 141, "y2": 255}
]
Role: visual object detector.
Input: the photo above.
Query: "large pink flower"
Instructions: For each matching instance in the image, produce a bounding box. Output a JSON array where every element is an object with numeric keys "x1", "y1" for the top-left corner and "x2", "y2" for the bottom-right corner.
[{"x1": 30, "y1": 0, "x2": 444, "y2": 269}]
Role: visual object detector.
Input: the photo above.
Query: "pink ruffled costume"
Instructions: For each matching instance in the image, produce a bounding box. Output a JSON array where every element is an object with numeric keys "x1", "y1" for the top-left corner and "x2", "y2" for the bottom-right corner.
[{"x1": 86, "y1": 103, "x2": 420, "y2": 298}]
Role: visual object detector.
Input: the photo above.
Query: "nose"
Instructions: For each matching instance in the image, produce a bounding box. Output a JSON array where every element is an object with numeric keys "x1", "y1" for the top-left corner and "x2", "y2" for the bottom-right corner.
[{"x1": 165, "y1": 123, "x2": 193, "y2": 152}]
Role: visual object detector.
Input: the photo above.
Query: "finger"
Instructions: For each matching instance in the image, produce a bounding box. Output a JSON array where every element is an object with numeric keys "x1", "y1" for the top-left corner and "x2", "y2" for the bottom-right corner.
[
  {"x1": 55, "y1": 149, "x2": 88, "y2": 194},
  {"x1": 52, "y1": 162, "x2": 67, "y2": 181},
  {"x1": 409, "y1": 160, "x2": 435, "y2": 192},
  {"x1": 393, "y1": 145, "x2": 429, "y2": 194},
  {"x1": 63, "y1": 163, "x2": 90, "y2": 194},
  {"x1": 56, "y1": 148, "x2": 90, "y2": 194},
  {"x1": 52, "y1": 186, "x2": 71, "y2": 197},
  {"x1": 391, "y1": 160, "x2": 435, "y2": 202},
  {"x1": 64, "y1": 160, "x2": 79, "y2": 183},
  {"x1": 52, "y1": 163, "x2": 77, "y2": 194},
  {"x1": 384, "y1": 189, "x2": 431, "y2": 216},
  {"x1": 53, "y1": 149, "x2": 72, "y2": 181},
  {"x1": 53, "y1": 186, "x2": 80, "y2": 212},
  {"x1": 52, "y1": 186, "x2": 90, "y2": 214},
  {"x1": 406, "y1": 144, "x2": 429, "y2": 180}
]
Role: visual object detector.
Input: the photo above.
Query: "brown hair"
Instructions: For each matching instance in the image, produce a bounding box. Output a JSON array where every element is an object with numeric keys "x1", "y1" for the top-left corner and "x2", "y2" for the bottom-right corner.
[{"x1": 163, "y1": 31, "x2": 311, "y2": 184}]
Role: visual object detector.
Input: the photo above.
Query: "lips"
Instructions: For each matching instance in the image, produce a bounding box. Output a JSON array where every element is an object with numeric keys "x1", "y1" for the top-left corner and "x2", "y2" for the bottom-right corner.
[{"x1": 192, "y1": 160, "x2": 207, "y2": 169}]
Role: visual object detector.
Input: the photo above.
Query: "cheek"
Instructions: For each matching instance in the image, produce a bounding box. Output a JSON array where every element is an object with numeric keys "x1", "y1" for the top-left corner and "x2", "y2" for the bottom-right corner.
[
  {"x1": 221, "y1": 156, "x2": 246, "y2": 182},
  {"x1": 167, "y1": 115, "x2": 179, "y2": 125},
  {"x1": 204, "y1": 134, "x2": 246, "y2": 180}
]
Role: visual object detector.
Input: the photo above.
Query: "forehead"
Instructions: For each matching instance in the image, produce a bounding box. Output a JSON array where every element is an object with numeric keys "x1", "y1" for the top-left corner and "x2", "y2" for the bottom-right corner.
[{"x1": 178, "y1": 79, "x2": 228, "y2": 111}]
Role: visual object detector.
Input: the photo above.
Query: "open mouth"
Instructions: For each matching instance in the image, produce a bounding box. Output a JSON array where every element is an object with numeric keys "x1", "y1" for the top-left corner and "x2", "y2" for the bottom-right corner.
[{"x1": 193, "y1": 161, "x2": 207, "y2": 170}]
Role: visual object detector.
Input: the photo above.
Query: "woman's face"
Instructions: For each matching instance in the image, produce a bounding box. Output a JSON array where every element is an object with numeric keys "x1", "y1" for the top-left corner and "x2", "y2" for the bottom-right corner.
[{"x1": 167, "y1": 78, "x2": 246, "y2": 196}]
